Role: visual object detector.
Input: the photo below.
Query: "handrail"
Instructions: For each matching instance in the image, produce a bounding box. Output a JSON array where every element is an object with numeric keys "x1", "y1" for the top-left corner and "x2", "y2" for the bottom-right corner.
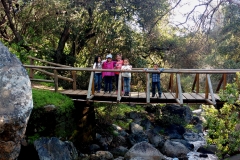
[
  {"x1": 27, "y1": 56, "x2": 72, "y2": 68},
  {"x1": 25, "y1": 56, "x2": 76, "y2": 91},
  {"x1": 24, "y1": 63, "x2": 240, "y2": 105},
  {"x1": 23, "y1": 65, "x2": 240, "y2": 73}
]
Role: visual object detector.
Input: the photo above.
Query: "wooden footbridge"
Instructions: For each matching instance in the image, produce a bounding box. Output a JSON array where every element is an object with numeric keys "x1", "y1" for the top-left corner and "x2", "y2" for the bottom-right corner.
[{"x1": 24, "y1": 56, "x2": 240, "y2": 105}]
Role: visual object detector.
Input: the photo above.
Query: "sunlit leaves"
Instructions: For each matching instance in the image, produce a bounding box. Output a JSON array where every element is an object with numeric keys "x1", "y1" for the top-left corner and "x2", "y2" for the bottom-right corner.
[{"x1": 203, "y1": 73, "x2": 240, "y2": 158}]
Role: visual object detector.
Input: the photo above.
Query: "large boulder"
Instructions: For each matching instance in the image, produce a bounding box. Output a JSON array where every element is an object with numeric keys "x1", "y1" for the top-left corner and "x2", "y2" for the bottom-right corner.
[
  {"x1": 125, "y1": 141, "x2": 165, "y2": 160},
  {"x1": 0, "y1": 42, "x2": 33, "y2": 160},
  {"x1": 160, "y1": 140, "x2": 190, "y2": 158},
  {"x1": 34, "y1": 137, "x2": 78, "y2": 160}
]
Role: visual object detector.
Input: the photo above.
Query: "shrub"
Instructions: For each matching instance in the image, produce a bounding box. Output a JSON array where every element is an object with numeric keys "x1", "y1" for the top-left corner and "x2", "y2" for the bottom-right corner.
[{"x1": 202, "y1": 72, "x2": 240, "y2": 158}]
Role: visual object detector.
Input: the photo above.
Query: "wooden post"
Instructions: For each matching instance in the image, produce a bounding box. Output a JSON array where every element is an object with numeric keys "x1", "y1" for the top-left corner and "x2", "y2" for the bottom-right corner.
[
  {"x1": 168, "y1": 73, "x2": 174, "y2": 92},
  {"x1": 54, "y1": 69, "x2": 58, "y2": 92},
  {"x1": 92, "y1": 73, "x2": 95, "y2": 95},
  {"x1": 192, "y1": 73, "x2": 199, "y2": 93},
  {"x1": 216, "y1": 74, "x2": 224, "y2": 93},
  {"x1": 29, "y1": 58, "x2": 34, "y2": 79},
  {"x1": 205, "y1": 74, "x2": 209, "y2": 99},
  {"x1": 87, "y1": 72, "x2": 94, "y2": 100},
  {"x1": 72, "y1": 71, "x2": 77, "y2": 90},
  {"x1": 175, "y1": 74, "x2": 178, "y2": 99},
  {"x1": 196, "y1": 74, "x2": 199, "y2": 93},
  {"x1": 176, "y1": 74, "x2": 183, "y2": 105},
  {"x1": 223, "y1": 73, "x2": 227, "y2": 90},
  {"x1": 207, "y1": 74, "x2": 216, "y2": 105},
  {"x1": 146, "y1": 73, "x2": 150, "y2": 103},
  {"x1": 117, "y1": 73, "x2": 122, "y2": 102}
]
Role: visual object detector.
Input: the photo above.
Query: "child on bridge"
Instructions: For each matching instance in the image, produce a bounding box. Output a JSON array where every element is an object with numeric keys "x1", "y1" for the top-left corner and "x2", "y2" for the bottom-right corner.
[
  {"x1": 93, "y1": 55, "x2": 102, "y2": 93},
  {"x1": 121, "y1": 58, "x2": 132, "y2": 96},
  {"x1": 102, "y1": 54, "x2": 116, "y2": 94},
  {"x1": 144, "y1": 64, "x2": 164, "y2": 98}
]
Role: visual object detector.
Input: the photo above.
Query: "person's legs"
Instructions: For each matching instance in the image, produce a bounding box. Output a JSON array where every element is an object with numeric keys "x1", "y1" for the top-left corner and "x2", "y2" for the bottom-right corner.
[
  {"x1": 94, "y1": 73, "x2": 98, "y2": 91},
  {"x1": 104, "y1": 76, "x2": 108, "y2": 93},
  {"x1": 123, "y1": 77, "x2": 127, "y2": 95},
  {"x1": 156, "y1": 82, "x2": 161, "y2": 97},
  {"x1": 126, "y1": 78, "x2": 131, "y2": 96},
  {"x1": 152, "y1": 82, "x2": 156, "y2": 97},
  {"x1": 115, "y1": 74, "x2": 119, "y2": 91},
  {"x1": 109, "y1": 76, "x2": 113, "y2": 93},
  {"x1": 97, "y1": 73, "x2": 102, "y2": 92}
]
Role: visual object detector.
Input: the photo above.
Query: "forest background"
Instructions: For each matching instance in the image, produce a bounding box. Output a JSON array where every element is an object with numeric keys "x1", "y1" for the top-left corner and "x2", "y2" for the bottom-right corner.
[{"x1": 1, "y1": 0, "x2": 240, "y2": 90}]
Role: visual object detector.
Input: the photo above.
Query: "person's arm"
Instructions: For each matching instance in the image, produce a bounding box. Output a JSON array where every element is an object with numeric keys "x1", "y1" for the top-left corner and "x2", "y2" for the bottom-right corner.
[
  {"x1": 93, "y1": 63, "x2": 96, "y2": 69},
  {"x1": 102, "y1": 59, "x2": 107, "y2": 63},
  {"x1": 128, "y1": 65, "x2": 132, "y2": 70},
  {"x1": 102, "y1": 62, "x2": 105, "y2": 68},
  {"x1": 159, "y1": 68, "x2": 164, "y2": 72}
]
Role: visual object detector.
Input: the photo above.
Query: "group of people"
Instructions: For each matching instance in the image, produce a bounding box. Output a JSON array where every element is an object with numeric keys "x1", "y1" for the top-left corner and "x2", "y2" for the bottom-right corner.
[{"x1": 93, "y1": 53, "x2": 164, "y2": 97}]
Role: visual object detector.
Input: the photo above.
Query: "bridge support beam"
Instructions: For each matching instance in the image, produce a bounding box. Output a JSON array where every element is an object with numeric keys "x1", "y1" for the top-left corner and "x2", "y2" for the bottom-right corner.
[
  {"x1": 73, "y1": 101, "x2": 96, "y2": 147},
  {"x1": 146, "y1": 73, "x2": 150, "y2": 103},
  {"x1": 205, "y1": 74, "x2": 216, "y2": 105},
  {"x1": 87, "y1": 71, "x2": 94, "y2": 100}
]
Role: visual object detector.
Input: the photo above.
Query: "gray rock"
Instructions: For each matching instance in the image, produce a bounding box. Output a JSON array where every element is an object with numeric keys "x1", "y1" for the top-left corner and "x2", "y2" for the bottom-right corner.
[
  {"x1": 114, "y1": 156, "x2": 124, "y2": 160},
  {"x1": 161, "y1": 140, "x2": 190, "y2": 158},
  {"x1": 0, "y1": 42, "x2": 33, "y2": 160},
  {"x1": 130, "y1": 122, "x2": 143, "y2": 133},
  {"x1": 141, "y1": 119, "x2": 152, "y2": 130},
  {"x1": 146, "y1": 129, "x2": 164, "y2": 147},
  {"x1": 90, "y1": 151, "x2": 113, "y2": 160},
  {"x1": 129, "y1": 111, "x2": 141, "y2": 119},
  {"x1": 43, "y1": 105, "x2": 56, "y2": 112},
  {"x1": 128, "y1": 132, "x2": 149, "y2": 146},
  {"x1": 125, "y1": 141, "x2": 165, "y2": 160},
  {"x1": 34, "y1": 137, "x2": 78, "y2": 160},
  {"x1": 183, "y1": 132, "x2": 204, "y2": 141},
  {"x1": 111, "y1": 146, "x2": 128, "y2": 157}
]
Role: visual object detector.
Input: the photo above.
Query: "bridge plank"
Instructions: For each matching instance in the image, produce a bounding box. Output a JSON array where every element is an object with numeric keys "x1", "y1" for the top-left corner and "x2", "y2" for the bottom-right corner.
[
  {"x1": 171, "y1": 93, "x2": 187, "y2": 99},
  {"x1": 78, "y1": 90, "x2": 88, "y2": 95},
  {"x1": 94, "y1": 91, "x2": 105, "y2": 96},
  {"x1": 130, "y1": 92, "x2": 139, "y2": 98},
  {"x1": 183, "y1": 93, "x2": 195, "y2": 99},
  {"x1": 164, "y1": 93, "x2": 175, "y2": 99},
  {"x1": 138, "y1": 92, "x2": 147, "y2": 98},
  {"x1": 58, "y1": 89, "x2": 226, "y2": 104},
  {"x1": 60, "y1": 90, "x2": 73, "y2": 94},
  {"x1": 190, "y1": 93, "x2": 204, "y2": 99},
  {"x1": 207, "y1": 94, "x2": 220, "y2": 101},
  {"x1": 62, "y1": 90, "x2": 81, "y2": 95}
]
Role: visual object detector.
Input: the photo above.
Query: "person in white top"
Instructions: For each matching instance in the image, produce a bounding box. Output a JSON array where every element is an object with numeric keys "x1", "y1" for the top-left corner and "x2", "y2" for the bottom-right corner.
[
  {"x1": 121, "y1": 58, "x2": 132, "y2": 96},
  {"x1": 93, "y1": 56, "x2": 102, "y2": 93}
]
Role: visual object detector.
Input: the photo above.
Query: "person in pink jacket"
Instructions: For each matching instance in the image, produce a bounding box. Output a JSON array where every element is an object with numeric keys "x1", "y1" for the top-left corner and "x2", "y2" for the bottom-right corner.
[
  {"x1": 114, "y1": 54, "x2": 124, "y2": 94},
  {"x1": 102, "y1": 54, "x2": 116, "y2": 93}
]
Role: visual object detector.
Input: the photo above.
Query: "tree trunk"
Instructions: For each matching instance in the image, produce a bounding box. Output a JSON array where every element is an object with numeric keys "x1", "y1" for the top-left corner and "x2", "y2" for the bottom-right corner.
[
  {"x1": 55, "y1": 20, "x2": 70, "y2": 64},
  {"x1": 1, "y1": 0, "x2": 22, "y2": 42}
]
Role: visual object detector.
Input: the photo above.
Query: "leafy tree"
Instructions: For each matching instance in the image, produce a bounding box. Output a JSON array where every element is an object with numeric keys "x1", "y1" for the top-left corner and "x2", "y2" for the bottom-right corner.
[{"x1": 202, "y1": 72, "x2": 240, "y2": 158}]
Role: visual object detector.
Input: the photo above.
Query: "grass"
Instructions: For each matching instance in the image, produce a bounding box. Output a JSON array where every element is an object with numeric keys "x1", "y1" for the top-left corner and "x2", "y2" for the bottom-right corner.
[{"x1": 32, "y1": 88, "x2": 74, "y2": 114}]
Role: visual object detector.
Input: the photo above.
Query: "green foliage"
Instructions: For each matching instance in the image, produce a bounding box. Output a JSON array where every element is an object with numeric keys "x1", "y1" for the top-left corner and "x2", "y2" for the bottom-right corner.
[
  {"x1": 159, "y1": 113, "x2": 187, "y2": 127},
  {"x1": 95, "y1": 103, "x2": 144, "y2": 118},
  {"x1": 202, "y1": 73, "x2": 240, "y2": 158},
  {"x1": 32, "y1": 89, "x2": 74, "y2": 114},
  {"x1": 95, "y1": 103, "x2": 144, "y2": 130},
  {"x1": 28, "y1": 89, "x2": 75, "y2": 139},
  {"x1": 28, "y1": 133, "x2": 40, "y2": 145}
]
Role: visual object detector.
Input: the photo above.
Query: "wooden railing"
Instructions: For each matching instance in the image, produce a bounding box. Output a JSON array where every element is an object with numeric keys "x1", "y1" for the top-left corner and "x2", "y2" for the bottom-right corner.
[
  {"x1": 23, "y1": 57, "x2": 240, "y2": 105},
  {"x1": 26, "y1": 56, "x2": 77, "y2": 91}
]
